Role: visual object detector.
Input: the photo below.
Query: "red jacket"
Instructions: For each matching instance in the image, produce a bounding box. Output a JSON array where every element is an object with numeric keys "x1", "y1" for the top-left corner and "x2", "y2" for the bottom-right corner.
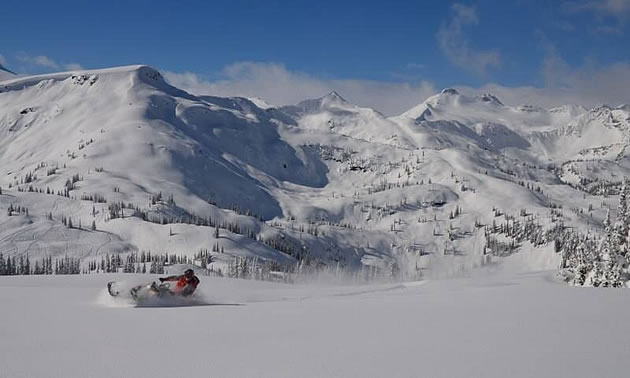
[{"x1": 162, "y1": 274, "x2": 200, "y2": 295}]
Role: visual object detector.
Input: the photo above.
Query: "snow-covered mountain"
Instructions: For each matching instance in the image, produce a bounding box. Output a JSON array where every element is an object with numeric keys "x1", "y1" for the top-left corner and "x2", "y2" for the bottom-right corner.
[
  {"x1": 280, "y1": 91, "x2": 415, "y2": 148},
  {"x1": 1, "y1": 65, "x2": 629, "y2": 282}
]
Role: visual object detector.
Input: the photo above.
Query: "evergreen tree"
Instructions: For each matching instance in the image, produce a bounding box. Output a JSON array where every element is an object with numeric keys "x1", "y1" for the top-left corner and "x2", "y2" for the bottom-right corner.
[
  {"x1": 574, "y1": 262, "x2": 589, "y2": 286},
  {"x1": 590, "y1": 261, "x2": 603, "y2": 287},
  {"x1": 599, "y1": 209, "x2": 618, "y2": 283},
  {"x1": 608, "y1": 263, "x2": 623, "y2": 288},
  {"x1": 572, "y1": 242, "x2": 588, "y2": 286},
  {"x1": 6, "y1": 256, "x2": 13, "y2": 276},
  {"x1": 615, "y1": 177, "x2": 629, "y2": 257}
]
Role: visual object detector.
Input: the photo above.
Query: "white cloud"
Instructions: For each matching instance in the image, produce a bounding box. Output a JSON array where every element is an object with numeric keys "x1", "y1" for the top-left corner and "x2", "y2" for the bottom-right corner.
[
  {"x1": 164, "y1": 59, "x2": 630, "y2": 116},
  {"x1": 17, "y1": 53, "x2": 60, "y2": 70},
  {"x1": 535, "y1": 31, "x2": 572, "y2": 87},
  {"x1": 564, "y1": 0, "x2": 630, "y2": 33},
  {"x1": 517, "y1": 32, "x2": 630, "y2": 108},
  {"x1": 0, "y1": 54, "x2": 6, "y2": 66},
  {"x1": 164, "y1": 62, "x2": 437, "y2": 116},
  {"x1": 16, "y1": 53, "x2": 84, "y2": 72},
  {"x1": 601, "y1": 0, "x2": 630, "y2": 12},
  {"x1": 34, "y1": 55, "x2": 59, "y2": 69},
  {"x1": 64, "y1": 63, "x2": 84, "y2": 71},
  {"x1": 553, "y1": 19, "x2": 576, "y2": 32},
  {"x1": 455, "y1": 61, "x2": 630, "y2": 109},
  {"x1": 436, "y1": 3, "x2": 501, "y2": 76},
  {"x1": 18, "y1": 54, "x2": 60, "y2": 70},
  {"x1": 406, "y1": 63, "x2": 426, "y2": 70},
  {"x1": 566, "y1": 0, "x2": 630, "y2": 14},
  {"x1": 594, "y1": 24, "x2": 625, "y2": 34}
]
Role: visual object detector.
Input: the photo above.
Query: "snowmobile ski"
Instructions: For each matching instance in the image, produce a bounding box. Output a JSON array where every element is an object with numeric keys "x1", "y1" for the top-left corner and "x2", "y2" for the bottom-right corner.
[
  {"x1": 107, "y1": 281, "x2": 120, "y2": 297},
  {"x1": 107, "y1": 281, "x2": 173, "y2": 301}
]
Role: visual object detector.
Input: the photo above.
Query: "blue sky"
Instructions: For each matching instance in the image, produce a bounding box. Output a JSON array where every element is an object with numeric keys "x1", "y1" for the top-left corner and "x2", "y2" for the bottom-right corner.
[{"x1": 2, "y1": 0, "x2": 629, "y2": 113}]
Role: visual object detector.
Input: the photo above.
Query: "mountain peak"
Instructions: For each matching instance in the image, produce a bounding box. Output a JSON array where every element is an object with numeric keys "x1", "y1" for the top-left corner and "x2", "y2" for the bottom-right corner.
[
  {"x1": 517, "y1": 104, "x2": 546, "y2": 113},
  {"x1": 247, "y1": 96, "x2": 275, "y2": 110},
  {"x1": 477, "y1": 93, "x2": 503, "y2": 106},
  {"x1": 592, "y1": 104, "x2": 612, "y2": 112},
  {"x1": 401, "y1": 88, "x2": 468, "y2": 119},
  {"x1": 322, "y1": 91, "x2": 347, "y2": 103},
  {"x1": 440, "y1": 88, "x2": 459, "y2": 96},
  {"x1": 280, "y1": 91, "x2": 353, "y2": 116},
  {"x1": 0, "y1": 64, "x2": 172, "y2": 95},
  {"x1": 616, "y1": 104, "x2": 630, "y2": 112}
]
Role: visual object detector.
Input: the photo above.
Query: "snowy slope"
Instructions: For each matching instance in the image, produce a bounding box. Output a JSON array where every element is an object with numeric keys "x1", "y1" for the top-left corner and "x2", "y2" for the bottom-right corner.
[
  {"x1": 0, "y1": 66, "x2": 326, "y2": 217},
  {"x1": 280, "y1": 91, "x2": 415, "y2": 148},
  {"x1": 0, "y1": 66, "x2": 332, "y2": 266},
  {"x1": 399, "y1": 88, "x2": 586, "y2": 133},
  {"x1": 393, "y1": 88, "x2": 630, "y2": 164}
]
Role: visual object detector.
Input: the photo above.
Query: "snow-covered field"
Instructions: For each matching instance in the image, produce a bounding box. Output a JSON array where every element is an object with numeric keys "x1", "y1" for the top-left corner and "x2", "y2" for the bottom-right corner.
[{"x1": 1, "y1": 267, "x2": 628, "y2": 378}]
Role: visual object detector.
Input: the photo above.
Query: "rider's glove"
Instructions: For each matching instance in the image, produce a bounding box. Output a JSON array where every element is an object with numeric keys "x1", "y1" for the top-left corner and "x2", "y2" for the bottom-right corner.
[{"x1": 159, "y1": 278, "x2": 165, "y2": 282}]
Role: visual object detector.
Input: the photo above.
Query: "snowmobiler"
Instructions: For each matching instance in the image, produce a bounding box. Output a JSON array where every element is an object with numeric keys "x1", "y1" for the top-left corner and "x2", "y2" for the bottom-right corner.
[
  {"x1": 155, "y1": 268, "x2": 200, "y2": 296},
  {"x1": 108, "y1": 269, "x2": 200, "y2": 300}
]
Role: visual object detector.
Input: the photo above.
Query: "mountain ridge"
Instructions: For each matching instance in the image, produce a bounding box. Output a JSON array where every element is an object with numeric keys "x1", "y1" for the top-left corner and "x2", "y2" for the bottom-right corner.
[{"x1": 0, "y1": 65, "x2": 628, "y2": 281}]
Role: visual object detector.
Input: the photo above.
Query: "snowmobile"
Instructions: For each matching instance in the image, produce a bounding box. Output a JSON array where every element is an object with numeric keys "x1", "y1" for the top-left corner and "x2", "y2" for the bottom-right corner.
[{"x1": 107, "y1": 280, "x2": 174, "y2": 301}]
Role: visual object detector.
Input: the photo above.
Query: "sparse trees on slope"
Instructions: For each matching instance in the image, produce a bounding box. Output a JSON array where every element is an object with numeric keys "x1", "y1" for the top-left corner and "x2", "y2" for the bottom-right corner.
[
  {"x1": 573, "y1": 243, "x2": 589, "y2": 286},
  {"x1": 5, "y1": 256, "x2": 13, "y2": 276},
  {"x1": 590, "y1": 261, "x2": 603, "y2": 287},
  {"x1": 614, "y1": 177, "x2": 629, "y2": 255}
]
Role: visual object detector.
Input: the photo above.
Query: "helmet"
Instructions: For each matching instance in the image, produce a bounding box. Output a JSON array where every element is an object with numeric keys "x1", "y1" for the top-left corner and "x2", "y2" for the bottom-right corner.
[{"x1": 184, "y1": 268, "x2": 194, "y2": 277}]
